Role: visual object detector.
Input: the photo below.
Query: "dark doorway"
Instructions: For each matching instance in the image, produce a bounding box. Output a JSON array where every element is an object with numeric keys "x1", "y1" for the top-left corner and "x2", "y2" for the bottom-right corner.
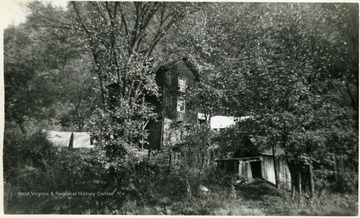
[{"x1": 251, "y1": 161, "x2": 262, "y2": 178}]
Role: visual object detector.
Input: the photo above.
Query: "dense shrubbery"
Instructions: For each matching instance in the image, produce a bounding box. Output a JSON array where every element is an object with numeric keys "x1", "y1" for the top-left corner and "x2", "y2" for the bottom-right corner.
[
  {"x1": 4, "y1": 130, "x2": 184, "y2": 214},
  {"x1": 314, "y1": 169, "x2": 358, "y2": 194},
  {"x1": 3, "y1": 127, "x2": 208, "y2": 213},
  {"x1": 4, "y1": 129, "x2": 358, "y2": 215},
  {"x1": 4, "y1": 131, "x2": 108, "y2": 213}
]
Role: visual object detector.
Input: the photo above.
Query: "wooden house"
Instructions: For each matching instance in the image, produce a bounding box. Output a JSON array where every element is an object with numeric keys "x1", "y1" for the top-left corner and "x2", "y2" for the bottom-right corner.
[
  {"x1": 146, "y1": 57, "x2": 200, "y2": 150},
  {"x1": 106, "y1": 57, "x2": 199, "y2": 150}
]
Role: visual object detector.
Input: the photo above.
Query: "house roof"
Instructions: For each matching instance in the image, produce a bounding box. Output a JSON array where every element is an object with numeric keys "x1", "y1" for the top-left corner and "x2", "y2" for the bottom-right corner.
[
  {"x1": 105, "y1": 57, "x2": 200, "y2": 87},
  {"x1": 156, "y1": 57, "x2": 200, "y2": 81}
]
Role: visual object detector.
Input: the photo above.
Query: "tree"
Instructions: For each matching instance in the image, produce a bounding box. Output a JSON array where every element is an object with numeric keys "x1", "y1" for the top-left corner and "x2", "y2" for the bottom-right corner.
[
  {"x1": 26, "y1": 1, "x2": 200, "y2": 161},
  {"x1": 169, "y1": 2, "x2": 357, "y2": 192},
  {"x1": 53, "y1": 54, "x2": 99, "y2": 131},
  {"x1": 4, "y1": 25, "x2": 58, "y2": 134}
]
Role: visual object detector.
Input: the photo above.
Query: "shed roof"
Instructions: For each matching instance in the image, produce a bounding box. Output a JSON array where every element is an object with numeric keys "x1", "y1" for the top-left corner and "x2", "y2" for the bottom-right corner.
[
  {"x1": 216, "y1": 156, "x2": 262, "y2": 162},
  {"x1": 261, "y1": 147, "x2": 285, "y2": 157}
]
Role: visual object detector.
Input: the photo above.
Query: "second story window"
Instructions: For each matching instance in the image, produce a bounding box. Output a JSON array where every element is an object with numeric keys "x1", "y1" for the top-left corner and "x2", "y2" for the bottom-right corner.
[
  {"x1": 178, "y1": 77, "x2": 186, "y2": 92},
  {"x1": 177, "y1": 98, "x2": 185, "y2": 113}
]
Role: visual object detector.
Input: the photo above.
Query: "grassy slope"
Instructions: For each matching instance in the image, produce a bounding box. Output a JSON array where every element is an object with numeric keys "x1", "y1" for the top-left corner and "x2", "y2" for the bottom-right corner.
[
  {"x1": 237, "y1": 179, "x2": 358, "y2": 216},
  {"x1": 122, "y1": 179, "x2": 358, "y2": 215}
]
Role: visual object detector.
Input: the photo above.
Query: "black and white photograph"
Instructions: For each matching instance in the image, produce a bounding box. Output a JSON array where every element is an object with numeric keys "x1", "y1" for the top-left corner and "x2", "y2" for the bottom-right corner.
[{"x1": 2, "y1": 0, "x2": 358, "y2": 215}]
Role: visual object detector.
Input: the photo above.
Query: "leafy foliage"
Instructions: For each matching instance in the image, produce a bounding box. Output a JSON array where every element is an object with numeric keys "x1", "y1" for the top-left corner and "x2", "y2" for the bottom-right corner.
[
  {"x1": 172, "y1": 2, "x2": 358, "y2": 170},
  {"x1": 167, "y1": 124, "x2": 216, "y2": 197}
]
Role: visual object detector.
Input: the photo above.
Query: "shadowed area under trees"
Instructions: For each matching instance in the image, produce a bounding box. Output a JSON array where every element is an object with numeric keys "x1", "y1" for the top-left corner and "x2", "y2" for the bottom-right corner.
[{"x1": 3, "y1": 2, "x2": 358, "y2": 215}]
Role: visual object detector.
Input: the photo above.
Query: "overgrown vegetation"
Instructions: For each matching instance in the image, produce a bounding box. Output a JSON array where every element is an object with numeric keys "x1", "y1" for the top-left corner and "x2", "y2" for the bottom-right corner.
[{"x1": 4, "y1": 127, "x2": 357, "y2": 215}]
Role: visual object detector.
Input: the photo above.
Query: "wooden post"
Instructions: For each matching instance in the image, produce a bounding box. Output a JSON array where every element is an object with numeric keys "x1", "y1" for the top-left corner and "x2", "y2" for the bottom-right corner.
[
  {"x1": 207, "y1": 149, "x2": 210, "y2": 166},
  {"x1": 68, "y1": 132, "x2": 74, "y2": 148},
  {"x1": 339, "y1": 155, "x2": 344, "y2": 178},
  {"x1": 160, "y1": 115, "x2": 165, "y2": 149},
  {"x1": 169, "y1": 151, "x2": 172, "y2": 173},
  {"x1": 148, "y1": 148, "x2": 151, "y2": 161},
  {"x1": 334, "y1": 154, "x2": 338, "y2": 181},
  {"x1": 309, "y1": 163, "x2": 315, "y2": 199},
  {"x1": 291, "y1": 184, "x2": 296, "y2": 199},
  {"x1": 289, "y1": 162, "x2": 296, "y2": 199},
  {"x1": 297, "y1": 170, "x2": 302, "y2": 205},
  {"x1": 298, "y1": 171, "x2": 302, "y2": 195},
  {"x1": 160, "y1": 78, "x2": 166, "y2": 149},
  {"x1": 141, "y1": 137, "x2": 144, "y2": 150},
  {"x1": 238, "y1": 160, "x2": 242, "y2": 177},
  {"x1": 272, "y1": 146, "x2": 279, "y2": 188}
]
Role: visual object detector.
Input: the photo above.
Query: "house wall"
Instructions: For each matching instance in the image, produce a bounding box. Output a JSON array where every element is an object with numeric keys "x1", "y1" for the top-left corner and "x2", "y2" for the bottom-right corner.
[
  {"x1": 238, "y1": 161, "x2": 253, "y2": 179},
  {"x1": 216, "y1": 156, "x2": 291, "y2": 190},
  {"x1": 146, "y1": 120, "x2": 162, "y2": 150},
  {"x1": 161, "y1": 61, "x2": 198, "y2": 124},
  {"x1": 262, "y1": 156, "x2": 276, "y2": 184},
  {"x1": 276, "y1": 157, "x2": 292, "y2": 190},
  {"x1": 105, "y1": 58, "x2": 199, "y2": 150},
  {"x1": 149, "y1": 60, "x2": 199, "y2": 149},
  {"x1": 262, "y1": 156, "x2": 291, "y2": 190}
]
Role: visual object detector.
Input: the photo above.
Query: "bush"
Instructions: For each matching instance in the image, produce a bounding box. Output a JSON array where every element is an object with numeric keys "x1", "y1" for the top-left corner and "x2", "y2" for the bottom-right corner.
[
  {"x1": 314, "y1": 169, "x2": 358, "y2": 194},
  {"x1": 4, "y1": 130, "x2": 112, "y2": 214},
  {"x1": 333, "y1": 171, "x2": 358, "y2": 193},
  {"x1": 4, "y1": 131, "x2": 56, "y2": 183}
]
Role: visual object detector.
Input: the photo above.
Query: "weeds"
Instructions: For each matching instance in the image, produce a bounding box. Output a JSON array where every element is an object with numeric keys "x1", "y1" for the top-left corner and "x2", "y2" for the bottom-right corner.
[
  {"x1": 236, "y1": 179, "x2": 358, "y2": 216},
  {"x1": 4, "y1": 132, "x2": 358, "y2": 215}
]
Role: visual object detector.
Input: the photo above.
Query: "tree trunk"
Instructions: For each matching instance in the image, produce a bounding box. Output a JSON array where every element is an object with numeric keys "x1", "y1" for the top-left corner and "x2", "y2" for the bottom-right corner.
[
  {"x1": 186, "y1": 177, "x2": 192, "y2": 198},
  {"x1": 346, "y1": 83, "x2": 358, "y2": 111}
]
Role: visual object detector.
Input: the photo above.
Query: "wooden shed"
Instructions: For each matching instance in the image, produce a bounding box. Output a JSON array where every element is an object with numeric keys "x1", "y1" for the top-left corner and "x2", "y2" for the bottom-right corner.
[{"x1": 216, "y1": 148, "x2": 292, "y2": 190}]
